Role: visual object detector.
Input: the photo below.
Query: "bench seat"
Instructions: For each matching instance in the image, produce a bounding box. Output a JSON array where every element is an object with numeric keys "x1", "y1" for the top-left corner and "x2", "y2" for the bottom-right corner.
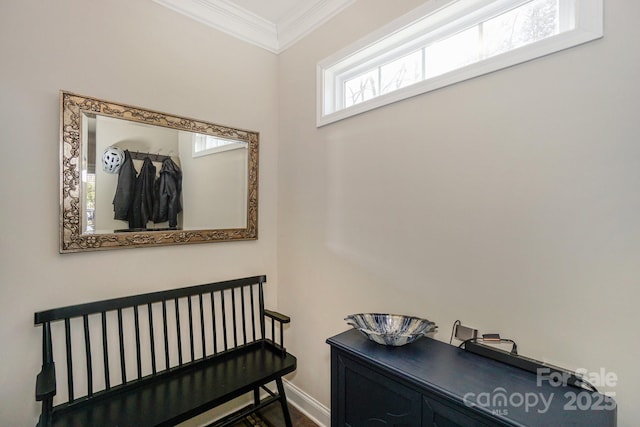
[{"x1": 46, "y1": 343, "x2": 296, "y2": 427}]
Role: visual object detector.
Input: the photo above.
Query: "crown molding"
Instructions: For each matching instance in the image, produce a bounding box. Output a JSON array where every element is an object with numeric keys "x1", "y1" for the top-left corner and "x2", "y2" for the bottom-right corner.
[
  {"x1": 153, "y1": 0, "x2": 356, "y2": 54},
  {"x1": 277, "y1": 0, "x2": 356, "y2": 52},
  {"x1": 153, "y1": 0, "x2": 278, "y2": 52}
]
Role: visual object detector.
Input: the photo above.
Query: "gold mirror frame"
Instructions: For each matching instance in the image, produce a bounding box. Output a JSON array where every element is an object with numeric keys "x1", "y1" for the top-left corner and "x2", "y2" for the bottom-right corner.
[{"x1": 60, "y1": 91, "x2": 258, "y2": 253}]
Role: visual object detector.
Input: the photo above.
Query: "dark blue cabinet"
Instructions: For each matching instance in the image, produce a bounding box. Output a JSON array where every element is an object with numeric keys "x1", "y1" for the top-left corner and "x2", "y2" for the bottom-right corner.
[
  {"x1": 422, "y1": 393, "x2": 494, "y2": 427},
  {"x1": 339, "y1": 353, "x2": 422, "y2": 426},
  {"x1": 327, "y1": 329, "x2": 616, "y2": 427}
]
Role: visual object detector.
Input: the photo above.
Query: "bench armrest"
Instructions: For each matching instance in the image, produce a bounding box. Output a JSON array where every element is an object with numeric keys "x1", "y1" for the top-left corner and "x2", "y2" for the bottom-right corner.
[
  {"x1": 264, "y1": 310, "x2": 290, "y2": 356},
  {"x1": 36, "y1": 362, "x2": 56, "y2": 401},
  {"x1": 264, "y1": 309, "x2": 290, "y2": 323}
]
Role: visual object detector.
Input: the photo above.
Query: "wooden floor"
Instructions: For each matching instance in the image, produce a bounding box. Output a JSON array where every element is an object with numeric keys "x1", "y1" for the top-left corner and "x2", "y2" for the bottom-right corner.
[{"x1": 258, "y1": 403, "x2": 320, "y2": 427}]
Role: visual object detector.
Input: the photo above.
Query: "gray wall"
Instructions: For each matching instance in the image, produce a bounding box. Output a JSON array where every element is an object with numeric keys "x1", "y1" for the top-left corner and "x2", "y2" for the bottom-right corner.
[
  {"x1": 0, "y1": 0, "x2": 279, "y2": 425},
  {"x1": 277, "y1": 1, "x2": 640, "y2": 425}
]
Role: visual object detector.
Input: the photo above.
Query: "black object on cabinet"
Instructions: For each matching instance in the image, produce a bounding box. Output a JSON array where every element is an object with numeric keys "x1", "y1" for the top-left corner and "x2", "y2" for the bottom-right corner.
[{"x1": 327, "y1": 329, "x2": 616, "y2": 427}]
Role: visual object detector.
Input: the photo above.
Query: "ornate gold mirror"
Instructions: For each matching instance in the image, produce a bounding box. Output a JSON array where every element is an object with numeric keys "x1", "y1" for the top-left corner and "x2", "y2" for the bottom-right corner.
[{"x1": 60, "y1": 91, "x2": 258, "y2": 252}]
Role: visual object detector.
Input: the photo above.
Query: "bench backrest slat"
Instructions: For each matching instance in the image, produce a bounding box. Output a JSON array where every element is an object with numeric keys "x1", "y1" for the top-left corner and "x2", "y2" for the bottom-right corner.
[
  {"x1": 231, "y1": 290, "x2": 237, "y2": 348},
  {"x1": 82, "y1": 315, "x2": 92, "y2": 397},
  {"x1": 35, "y1": 275, "x2": 269, "y2": 407},
  {"x1": 117, "y1": 308, "x2": 126, "y2": 385},
  {"x1": 222, "y1": 291, "x2": 229, "y2": 351},
  {"x1": 101, "y1": 312, "x2": 110, "y2": 390},
  {"x1": 134, "y1": 305, "x2": 142, "y2": 380},
  {"x1": 199, "y1": 294, "x2": 206, "y2": 360},
  {"x1": 212, "y1": 291, "x2": 220, "y2": 355},
  {"x1": 64, "y1": 318, "x2": 74, "y2": 402},
  {"x1": 188, "y1": 296, "x2": 195, "y2": 361},
  {"x1": 175, "y1": 298, "x2": 183, "y2": 366},
  {"x1": 250, "y1": 287, "x2": 256, "y2": 342},
  {"x1": 162, "y1": 300, "x2": 170, "y2": 370}
]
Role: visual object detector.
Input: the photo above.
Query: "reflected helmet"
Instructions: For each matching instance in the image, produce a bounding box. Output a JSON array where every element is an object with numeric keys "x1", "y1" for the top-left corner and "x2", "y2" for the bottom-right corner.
[{"x1": 102, "y1": 146, "x2": 125, "y2": 174}]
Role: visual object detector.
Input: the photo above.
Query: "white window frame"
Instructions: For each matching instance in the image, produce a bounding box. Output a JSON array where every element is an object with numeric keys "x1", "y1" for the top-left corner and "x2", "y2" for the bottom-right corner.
[
  {"x1": 192, "y1": 134, "x2": 248, "y2": 158},
  {"x1": 317, "y1": 0, "x2": 603, "y2": 127}
]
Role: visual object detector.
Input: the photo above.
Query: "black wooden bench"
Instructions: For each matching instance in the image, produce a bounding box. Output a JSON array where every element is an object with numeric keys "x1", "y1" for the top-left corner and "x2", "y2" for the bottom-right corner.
[{"x1": 34, "y1": 275, "x2": 296, "y2": 427}]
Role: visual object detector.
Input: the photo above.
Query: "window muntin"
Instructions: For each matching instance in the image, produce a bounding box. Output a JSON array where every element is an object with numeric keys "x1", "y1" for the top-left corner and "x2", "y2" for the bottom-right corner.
[{"x1": 318, "y1": 0, "x2": 602, "y2": 126}]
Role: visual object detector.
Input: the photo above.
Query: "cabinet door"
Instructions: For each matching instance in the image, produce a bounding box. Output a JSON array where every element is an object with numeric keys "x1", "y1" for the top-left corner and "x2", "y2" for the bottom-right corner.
[
  {"x1": 422, "y1": 395, "x2": 495, "y2": 427},
  {"x1": 337, "y1": 354, "x2": 421, "y2": 426}
]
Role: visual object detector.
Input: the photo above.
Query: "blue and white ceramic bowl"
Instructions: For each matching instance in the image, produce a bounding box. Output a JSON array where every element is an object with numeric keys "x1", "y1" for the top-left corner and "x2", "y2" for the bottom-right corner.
[{"x1": 345, "y1": 313, "x2": 437, "y2": 346}]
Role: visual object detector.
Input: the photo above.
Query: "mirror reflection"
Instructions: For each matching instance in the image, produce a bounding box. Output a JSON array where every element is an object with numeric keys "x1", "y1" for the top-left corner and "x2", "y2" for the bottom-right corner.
[
  {"x1": 82, "y1": 114, "x2": 248, "y2": 234},
  {"x1": 60, "y1": 91, "x2": 259, "y2": 252}
]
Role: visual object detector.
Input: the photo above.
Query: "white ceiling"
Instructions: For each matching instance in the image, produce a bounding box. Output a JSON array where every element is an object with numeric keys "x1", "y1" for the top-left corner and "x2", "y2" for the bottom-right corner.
[{"x1": 153, "y1": 0, "x2": 356, "y2": 53}]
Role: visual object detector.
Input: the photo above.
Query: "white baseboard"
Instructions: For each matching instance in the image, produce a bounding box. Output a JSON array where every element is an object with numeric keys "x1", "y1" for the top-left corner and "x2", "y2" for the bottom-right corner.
[{"x1": 283, "y1": 379, "x2": 330, "y2": 427}]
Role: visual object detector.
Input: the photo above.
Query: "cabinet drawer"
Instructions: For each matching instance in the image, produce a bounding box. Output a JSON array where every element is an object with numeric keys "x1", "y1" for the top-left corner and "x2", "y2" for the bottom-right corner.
[{"x1": 338, "y1": 354, "x2": 421, "y2": 426}]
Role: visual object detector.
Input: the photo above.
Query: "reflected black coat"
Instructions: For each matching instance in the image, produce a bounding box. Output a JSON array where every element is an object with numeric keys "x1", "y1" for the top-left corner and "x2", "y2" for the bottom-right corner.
[
  {"x1": 129, "y1": 157, "x2": 156, "y2": 229},
  {"x1": 152, "y1": 158, "x2": 182, "y2": 228},
  {"x1": 113, "y1": 150, "x2": 136, "y2": 221}
]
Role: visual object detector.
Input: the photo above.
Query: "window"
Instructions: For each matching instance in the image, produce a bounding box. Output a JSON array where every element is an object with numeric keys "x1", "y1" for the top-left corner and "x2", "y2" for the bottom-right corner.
[
  {"x1": 192, "y1": 134, "x2": 248, "y2": 158},
  {"x1": 317, "y1": 0, "x2": 603, "y2": 126},
  {"x1": 83, "y1": 172, "x2": 96, "y2": 232}
]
